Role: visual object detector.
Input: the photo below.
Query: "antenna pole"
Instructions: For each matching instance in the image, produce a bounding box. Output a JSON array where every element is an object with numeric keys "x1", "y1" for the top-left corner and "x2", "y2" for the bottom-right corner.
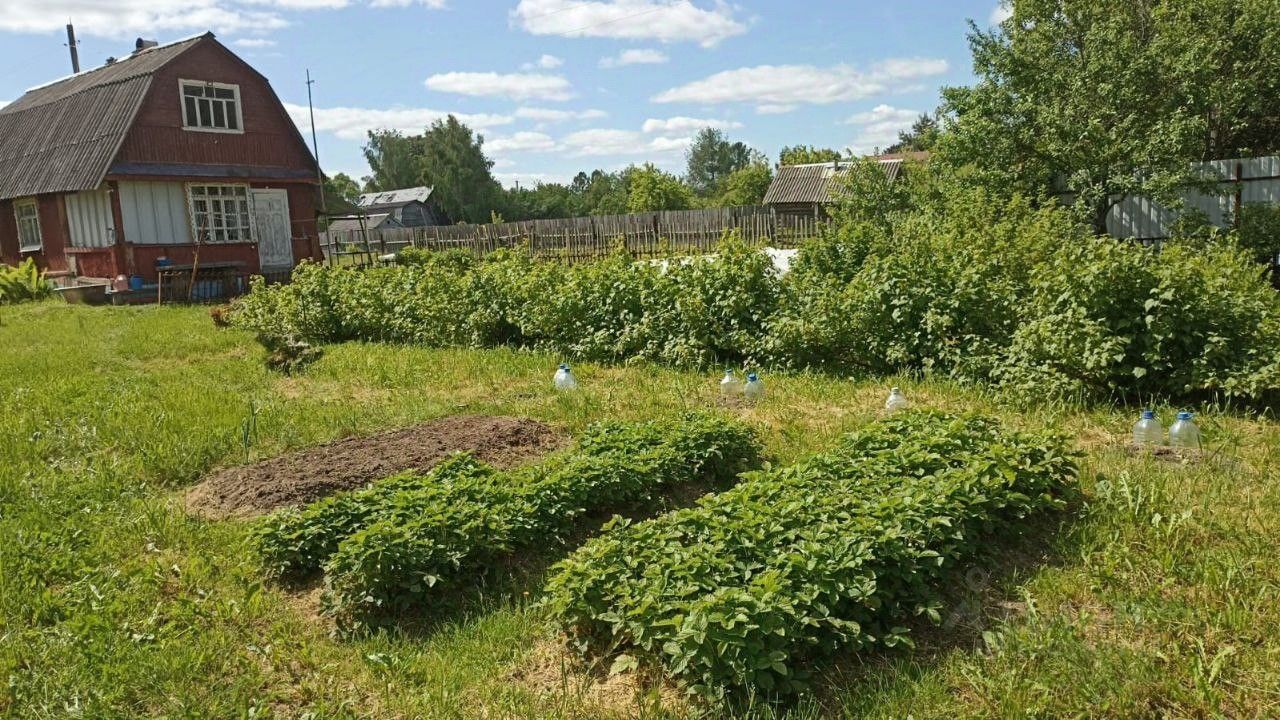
[
  {"x1": 65, "y1": 23, "x2": 80, "y2": 73},
  {"x1": 306, "y1": 69, "x2": 324, "y2": 212}
]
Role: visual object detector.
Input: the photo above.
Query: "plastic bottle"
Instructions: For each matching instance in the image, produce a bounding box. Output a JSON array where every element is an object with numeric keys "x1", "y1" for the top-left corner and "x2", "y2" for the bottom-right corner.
[
  {"x1": 885, "y1": 387, "x2": 909, "y2": 414},
  {"x1": 719, "y1": 369, "x2": 741, "y2": 396},
  {"x1": 553, "y1": 363, "x2": 578, "y2": 391},
  {"x1": 1168, "y1": 412, "x2": 1201, "y2": 449},
  {"x1": 743, "y1": 373, "x2": 764, "y2": 401},
  {"x1": 1131, "y1": 409, "x2": 1164, "y2": 447}
]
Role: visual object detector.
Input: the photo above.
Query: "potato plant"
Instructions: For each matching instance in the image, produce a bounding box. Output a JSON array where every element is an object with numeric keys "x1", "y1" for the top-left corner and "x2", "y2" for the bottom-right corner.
[{"x1": 541, "y1": 412, "x2": 1078, "y2": 700}]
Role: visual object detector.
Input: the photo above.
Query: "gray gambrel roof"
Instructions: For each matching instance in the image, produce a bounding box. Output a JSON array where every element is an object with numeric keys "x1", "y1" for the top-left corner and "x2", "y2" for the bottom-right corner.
[
  {"x1": 0, "y1": 35, "x2": 206, "y2": 201},
  {"x1": 357, "y1": 186, "x2": 434, "y2": 211}
]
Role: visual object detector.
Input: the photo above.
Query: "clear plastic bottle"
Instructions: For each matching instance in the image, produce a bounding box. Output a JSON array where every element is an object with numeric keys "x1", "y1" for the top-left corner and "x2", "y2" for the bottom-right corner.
[
  {"x1": 1168, "y1": 411, "x2": 1201, "y2": 449},
  {"x1": 553, "y1": 363, "x2": 578, "y2": 391},
  {"x1": 1131, "y1": 409, "x2": 1163, "y2": 447},
  {"x1": 719, "y1": 369, "x2": 741, "y2": 396},
  {"x1": 885, "y1": 387, "x2": 909, "y2": 414},
  {"x1": 743, "y1": 372, "x2": 764, "y2": 401}
]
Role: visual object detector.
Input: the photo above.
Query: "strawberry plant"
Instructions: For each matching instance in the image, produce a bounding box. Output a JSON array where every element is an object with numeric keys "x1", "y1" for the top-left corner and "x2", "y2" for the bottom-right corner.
[{"x1": 541, "y1": 411, "x2": 1078, "y2": 700}]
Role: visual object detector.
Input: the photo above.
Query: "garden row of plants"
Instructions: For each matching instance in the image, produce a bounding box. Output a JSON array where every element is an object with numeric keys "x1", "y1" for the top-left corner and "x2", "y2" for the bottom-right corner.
[
  {"x1": 540, "y1": 411, "x2": 1079, "y2": 700},
  {"x1": 253, "y1": 414, "x2": 758, "y2": 632},
  {"x1": 230, "y1": 180, "x2": 1280, "y2": 403}
]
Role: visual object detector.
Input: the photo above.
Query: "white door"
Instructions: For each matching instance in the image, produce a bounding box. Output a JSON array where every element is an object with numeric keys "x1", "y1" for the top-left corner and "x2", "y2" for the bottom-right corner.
[{"x1": 252, "y1": 188, "x2": 293, "y2": 270}]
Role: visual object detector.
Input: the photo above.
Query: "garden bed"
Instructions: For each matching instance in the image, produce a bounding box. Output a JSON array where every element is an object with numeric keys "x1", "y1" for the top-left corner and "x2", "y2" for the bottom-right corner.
[{"x1": 185, "y1": 415, "x2": 565, "y2": 519}]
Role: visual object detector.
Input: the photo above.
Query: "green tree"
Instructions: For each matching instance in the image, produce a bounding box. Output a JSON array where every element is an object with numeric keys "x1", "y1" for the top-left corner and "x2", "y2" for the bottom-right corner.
[
  {"x1": 418, "y1": 116, "x2": 503, "y2": 224},
  {"x1": 940, "y1": 0, "x2": 1280, "y2": 233},
  {"x1": 323, "y1": 172, "x2": 361, "y2": 204},
  {"x1": 627, "y1": 164, "x2": 693, "y2": 212},
  {"x1": 715, "y1": 163, "x2": 773, "y2": 207},
  {"x1": 362, "y1": 130, "x2": 425, "y2": 192},
  {"x1": 778, "y1": 145, "x2": 843, "y2": 165},
  {"x1": 885, "y1": 113, "x2": 942, "y2": 154},
  {"x1": 685, "y1": 128, "x2": 762, "y2": 196}
]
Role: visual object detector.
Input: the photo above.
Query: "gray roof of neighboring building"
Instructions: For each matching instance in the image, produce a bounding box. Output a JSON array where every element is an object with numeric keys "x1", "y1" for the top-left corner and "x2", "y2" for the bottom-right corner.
[
  {"x1": 762, "y1": 152, "x2": 928, "y2": 206},
  {"x1": 0, "y1": 34, "x2": 208, "y2": 201},
  {"x1": 357, "y1": 186, "x2": 434, "y2": 210},
  {"x1": 326, "y1": 213, "x2": 400, "y2": 233}
]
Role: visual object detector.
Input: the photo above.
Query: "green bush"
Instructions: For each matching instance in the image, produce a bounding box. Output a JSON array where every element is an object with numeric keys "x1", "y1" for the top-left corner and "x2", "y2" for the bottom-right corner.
[
  {"x1": 542, "y1": 412, "x2": 1078, "y2": 700},
  {"x1": 998, "y1": 236, "x2": 1280, "y2": 401},
  {"x1": 306, "y1": 414, "x2": 757, "y2": 632},
  {"x1": 0, "y1": 259, "x2": 53, "y2": 304}
]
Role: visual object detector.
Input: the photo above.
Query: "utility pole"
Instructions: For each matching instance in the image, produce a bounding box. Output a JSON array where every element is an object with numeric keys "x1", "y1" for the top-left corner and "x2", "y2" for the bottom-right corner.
[
  {"x1": 306, "y1": 69, "x2": 324, "y2": 211},
  {"x1": 65, "y1": 23, "x2": 80, "y2": 73}
]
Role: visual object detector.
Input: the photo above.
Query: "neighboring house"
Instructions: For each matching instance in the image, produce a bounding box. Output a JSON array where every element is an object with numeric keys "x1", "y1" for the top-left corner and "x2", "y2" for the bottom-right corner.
[
  {"x1": 325, "y1": 213, "x2": 403, "y2": 235},
  {"x1": 355, "y1": 187, "x2": 450, "y2": 227},
  {"x1": 763, "y1": 151, "x2": 929, "y2": 218},
  {"x1": 0, "y1": 33, "x2": 321, "y2": 288}
]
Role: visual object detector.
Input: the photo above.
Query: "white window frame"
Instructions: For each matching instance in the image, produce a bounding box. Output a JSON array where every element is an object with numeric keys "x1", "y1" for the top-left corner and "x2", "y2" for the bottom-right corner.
[
  {"x1": 13, "y1": 198, "x2": 42, "y2": 253},
  {"x1": 186, "y1": 184, "x2": 255, "y2": 244},
  {"x1": 178, "y1": 79, "x2": 244, "y2": 134}
]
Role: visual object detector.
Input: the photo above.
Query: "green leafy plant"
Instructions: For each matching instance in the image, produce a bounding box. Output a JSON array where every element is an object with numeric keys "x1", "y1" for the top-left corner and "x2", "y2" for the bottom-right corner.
[
  {"x1": 0, "y1": 259, "x2": 53, "y2": 304},
  {"x1": 542, "y1": 412, "x2": 1078, "y2": 700}
]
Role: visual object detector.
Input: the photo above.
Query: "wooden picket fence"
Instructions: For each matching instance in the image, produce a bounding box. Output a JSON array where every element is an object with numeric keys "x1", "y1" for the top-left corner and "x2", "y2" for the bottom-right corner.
[{"x1": 320, "y1": 205, "x2": 822, "y2": 267}]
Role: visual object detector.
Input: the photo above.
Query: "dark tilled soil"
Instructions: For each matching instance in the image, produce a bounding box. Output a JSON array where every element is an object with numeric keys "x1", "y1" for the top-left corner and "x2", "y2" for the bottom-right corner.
[{"x1": 185, "y1": 415, "x2": 565, "y2": 520}]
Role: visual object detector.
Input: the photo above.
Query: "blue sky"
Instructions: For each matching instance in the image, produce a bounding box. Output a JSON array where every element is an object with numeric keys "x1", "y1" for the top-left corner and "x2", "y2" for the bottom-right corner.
[{"x1": 0, "y1": 1, "x2": 1010, "y2": 187}]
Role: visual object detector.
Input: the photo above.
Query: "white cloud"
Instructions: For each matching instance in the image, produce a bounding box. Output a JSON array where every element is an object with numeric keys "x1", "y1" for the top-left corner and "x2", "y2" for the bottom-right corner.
[
  {"x1": 425, "y1": 71, "x2": 574, "y2": 101},
  {"x1": 559, "y1": 128, "x2": 691, "y2": 157},
  {"x1": 522, "y1": 54, "x2": 564, "y2": 70},
  {"x1": 369, "y1": 0, "x2": 447, "y2": 6},
  {"x1": 232, "y1": 37, "x2": 277, "y2": 48},
  {"x1": 283, "y1": 102, "x2": 513, "y2": 140},
  {"x1": 0, "y1": 1, "x2": 288, "y2": 38},
  {"x1": 755, "y1": 104, "x2": 796, "y2": 115},
  {"x1": 511, "y1": 0, "x2": 747, "y2": 48},
  {"x1": 641, "y1": 116, "x2": 741, "y2": 136},
  {"x1": 486, "y1": 131, "x2": 558, "y2": 154},
  {"x1": 989, "y1": 2, "x2": 1012, "y2": 24},
  {"x1": 653, "y1": 58, "x2": 949, "y2": 108},
  {"x1": 515, "y1": 106, "x2": 608, "y2": 122},
  {"x1": 844, "y1": 104, "x2": 920, "y2": 154},
  {"x1": 599, "y1": 48, "x2": 668, "y2": 69}
]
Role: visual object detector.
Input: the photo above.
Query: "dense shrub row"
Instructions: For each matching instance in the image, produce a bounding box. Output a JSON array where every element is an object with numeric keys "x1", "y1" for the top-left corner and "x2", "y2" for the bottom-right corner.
[
  {"x1": 541, "y1": 412, "x2": 1078, "y2": 700},
  {"x1": 231, "y1": 190, "x2": 1280, "y2": 402},
  {"x1": 253, "y1": 414, "x2": 759, "y2": 631}
]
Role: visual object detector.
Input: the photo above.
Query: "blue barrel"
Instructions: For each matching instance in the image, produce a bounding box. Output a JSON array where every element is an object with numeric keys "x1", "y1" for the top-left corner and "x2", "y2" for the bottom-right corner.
[{"x1": 128, "y1": 274, "x2": 145, "y2": 291}]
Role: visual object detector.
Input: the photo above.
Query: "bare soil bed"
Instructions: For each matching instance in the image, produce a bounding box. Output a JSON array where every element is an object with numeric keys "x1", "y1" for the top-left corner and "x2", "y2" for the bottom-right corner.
[{"x1": 185, "y1": 415, "x2": 565, "y2": 519}]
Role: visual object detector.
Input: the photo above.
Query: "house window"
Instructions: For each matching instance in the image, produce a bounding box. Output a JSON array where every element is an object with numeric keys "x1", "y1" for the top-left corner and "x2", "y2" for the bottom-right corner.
[
  {"x1": 180, "y1": 80, "x2": 242, "y2": 132},
  {"x1": 188, "y1": 185, "x2": 253, "y2": 243},
  {"x1": 14, "y1": 199, "x2": 42, "y2": 252}
]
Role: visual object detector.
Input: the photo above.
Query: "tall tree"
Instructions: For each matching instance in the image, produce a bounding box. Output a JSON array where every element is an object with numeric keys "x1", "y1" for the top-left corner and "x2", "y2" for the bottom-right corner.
[
  {"x1": 362, "y1": 130, "x2": 425, "y2": 192},
  {"x1": 778, "y1": 145, "x2": 844, "y2": 165},
  {"x1": 323, "y1": 172, "x2": 361, "y2": 204},
  {"x1": 941, "y1": 0, "x2": 1280, "y2": 233},
  {"x1": 418, "y1": 116, "x2": 503, "y2": 224},
  {"x1": 627, "y1": 164, "x2": 693, "y2": 212},
  {"x1": 884, "y1": 113, "x2": 942, "y2": 154},
  {"x1": 685, "y1": 128, "x2": 762, "y2": 196}
]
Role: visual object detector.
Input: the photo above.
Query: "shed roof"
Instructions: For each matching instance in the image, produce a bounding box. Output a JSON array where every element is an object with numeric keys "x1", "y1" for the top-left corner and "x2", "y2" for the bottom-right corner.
[
  {"x1": 326, "y1": 213, "x2": 400, "y2": 234},
  {"x1": 357, "y1": 186, "x2": 433, "y2": 210},
  {"x1": 0, "y1": 34, "x2": 208, "y2": 200},
  {"x1": 762, "y1": 152, "x2": 929, "y2": 206}
]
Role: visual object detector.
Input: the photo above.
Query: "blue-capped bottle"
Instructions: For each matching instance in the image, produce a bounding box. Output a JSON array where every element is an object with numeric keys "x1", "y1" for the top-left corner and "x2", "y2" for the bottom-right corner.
[
  {"x1": 1131, "y1": 409, "x2": 1163, "y2": 447},
  {"x1": 1168, "y1": 411, "x2": 1201, "y2": 449},
  {"x1": 553, "y1": 363, "x2": 578, "y2": 391},
  {"x1": 743, "y1": 372, "x2": 764, "y2": 401}
]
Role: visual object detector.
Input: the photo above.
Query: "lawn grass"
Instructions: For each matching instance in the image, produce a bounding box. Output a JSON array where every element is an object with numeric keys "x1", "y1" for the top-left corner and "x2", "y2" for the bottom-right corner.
[{"x1": 2, "y1": 301, "x2": 1278, "y2": 718}]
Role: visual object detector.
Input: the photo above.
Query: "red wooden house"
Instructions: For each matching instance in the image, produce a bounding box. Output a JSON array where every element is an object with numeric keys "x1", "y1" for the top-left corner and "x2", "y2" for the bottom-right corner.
[{"x1": 0, "y1": 33, "x2": 321, "y2": 292}]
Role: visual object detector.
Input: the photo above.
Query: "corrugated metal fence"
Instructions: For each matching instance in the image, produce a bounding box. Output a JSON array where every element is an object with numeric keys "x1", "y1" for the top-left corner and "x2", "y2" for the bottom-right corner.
[
  {"x1": 320, "y1": 205, "x2": 820, "y2": 267},
  {"x1": 1103, "y1": 155, "x2": 1280, "y2": 240}
]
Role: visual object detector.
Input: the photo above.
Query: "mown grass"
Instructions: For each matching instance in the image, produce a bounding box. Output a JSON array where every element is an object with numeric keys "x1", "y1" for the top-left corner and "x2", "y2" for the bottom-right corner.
[{"x1": 1, "y1": 301, "x2": 1278, "y2": 718}]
